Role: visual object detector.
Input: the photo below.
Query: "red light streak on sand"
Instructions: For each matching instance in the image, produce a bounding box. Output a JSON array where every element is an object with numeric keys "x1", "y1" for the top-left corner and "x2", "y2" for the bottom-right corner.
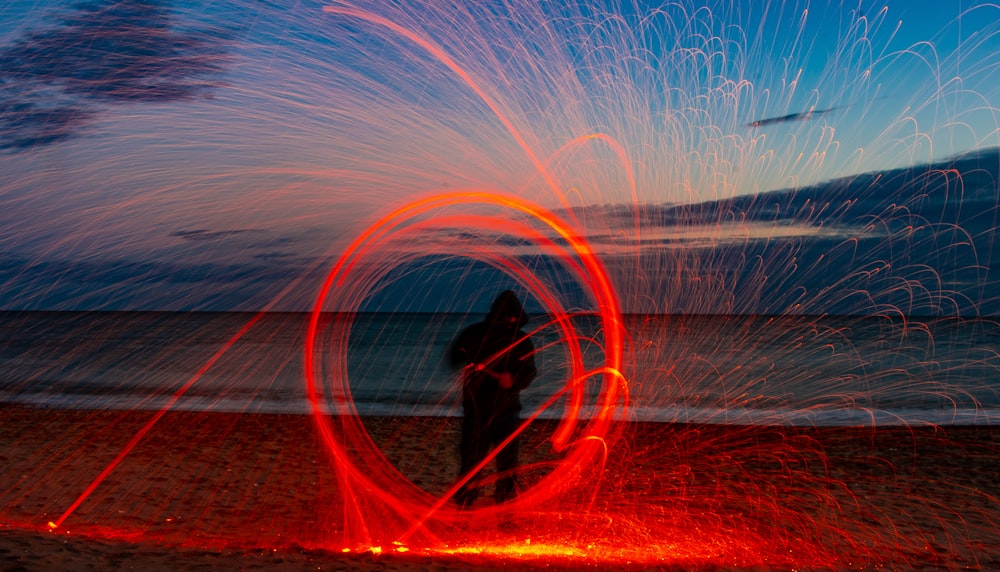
[
  {"x1": 47, "y1": 250, "x2": 341, "y2": 531},
  {"x1": 47, "y1": 312, "x2": 268, "y2": 531},
  {"x1": 305, "y1": 191, "x2": 625, "y2": 548},
  {"x1": 399, "y1": 365, "x2": 625, "y2": 541},
  {"x1": 422, "y1": 536, "x2": 727, "y2": 563}
]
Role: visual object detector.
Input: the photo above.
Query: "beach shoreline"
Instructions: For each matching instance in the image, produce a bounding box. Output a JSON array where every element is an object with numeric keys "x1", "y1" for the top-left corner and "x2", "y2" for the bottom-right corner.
[{"x1": 1, "y1": 405, "x2": 997, "y2": 570}]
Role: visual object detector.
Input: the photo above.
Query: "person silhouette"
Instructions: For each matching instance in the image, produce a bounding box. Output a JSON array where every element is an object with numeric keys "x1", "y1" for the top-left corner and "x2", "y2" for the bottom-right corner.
[{"x1": 448, "y1": 290, "x2": 537, "y2": 508}]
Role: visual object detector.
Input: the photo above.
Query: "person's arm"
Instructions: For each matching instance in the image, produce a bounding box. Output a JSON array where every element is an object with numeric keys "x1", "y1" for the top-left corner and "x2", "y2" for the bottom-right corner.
[{"x1": 485, "y1": 334, "x2": 534, "y2": 390}]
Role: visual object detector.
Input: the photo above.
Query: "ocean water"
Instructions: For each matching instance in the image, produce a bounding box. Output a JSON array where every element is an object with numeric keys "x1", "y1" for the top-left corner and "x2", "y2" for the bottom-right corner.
[{"x1": 1, "y1": 311, "x2": 998, "y2": 426}]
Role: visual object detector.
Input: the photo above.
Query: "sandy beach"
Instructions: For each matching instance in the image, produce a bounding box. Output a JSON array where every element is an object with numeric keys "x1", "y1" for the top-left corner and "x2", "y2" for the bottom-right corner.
[{"x1": 1, "y1": 405, "x2": 997, "y2": 571}]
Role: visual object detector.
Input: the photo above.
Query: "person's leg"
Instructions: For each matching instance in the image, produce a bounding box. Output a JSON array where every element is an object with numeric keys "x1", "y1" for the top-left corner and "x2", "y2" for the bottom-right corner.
[
  {"x1": 456, "y1": 414, "x2": 488, "y2": 509},
  {"x1": 491, "y1": 414, "x2": 520, "y2": 504}
]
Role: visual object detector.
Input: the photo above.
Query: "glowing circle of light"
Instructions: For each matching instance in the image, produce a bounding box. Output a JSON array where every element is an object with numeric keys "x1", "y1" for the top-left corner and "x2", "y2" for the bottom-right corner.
[{"x1": 304, "y1": 191, "x2": 626, "y2": 537}]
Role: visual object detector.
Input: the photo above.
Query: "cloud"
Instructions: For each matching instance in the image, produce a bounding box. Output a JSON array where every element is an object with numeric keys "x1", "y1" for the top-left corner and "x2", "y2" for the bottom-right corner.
[
  {"x1": 171, "y1": 229, "x2": 264, "y2": 242},
  {"x1": 0, "y1": 251, "x2": 317, "y2": 311},
  {"x1": 746, "y1": 107, "x2": 836, "y2": 128},
  {"x1": 587, "y1": 148, "x2": 999, "y2": 236},
  {"x1": 1, "y1": 149, "x2": 996, "y2": 315},
  {"x1": 0, "y1": 83, "x2": 94, "y2": 150},
  {"x1": 0, "y1": 0, "x2": 231, "y2": 151}
]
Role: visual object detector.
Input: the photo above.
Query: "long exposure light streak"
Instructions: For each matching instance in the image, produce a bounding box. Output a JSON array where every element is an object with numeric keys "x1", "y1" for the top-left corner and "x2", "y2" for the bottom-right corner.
[
  {"x1": 304, "y1": 191, "x2": 626, "y2": 547},
  {"x1": 0, "y1": 0, "x2": 998, "y2": 569}
]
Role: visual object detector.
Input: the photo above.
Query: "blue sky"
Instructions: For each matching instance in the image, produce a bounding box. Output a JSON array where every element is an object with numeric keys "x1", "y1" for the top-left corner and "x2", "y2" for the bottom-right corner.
[{"x1": 0, "y1": 0, "x2": 997, "y2": 314}]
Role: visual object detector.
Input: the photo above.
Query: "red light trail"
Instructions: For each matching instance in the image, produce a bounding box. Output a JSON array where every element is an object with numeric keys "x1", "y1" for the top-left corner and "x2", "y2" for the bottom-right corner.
[{"x1": 0, "y1": 1, "x2": 997, "y2": 570}]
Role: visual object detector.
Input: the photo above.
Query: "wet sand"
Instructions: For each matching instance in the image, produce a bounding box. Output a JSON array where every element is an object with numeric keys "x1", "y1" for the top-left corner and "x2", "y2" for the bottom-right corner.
[{"x1": 1, "y1": 405, "x2": 997, "y2": 570}]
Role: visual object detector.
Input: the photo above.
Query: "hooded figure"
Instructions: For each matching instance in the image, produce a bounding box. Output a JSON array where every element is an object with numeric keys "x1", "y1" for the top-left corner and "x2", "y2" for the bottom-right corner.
[{"x1": 448, "y1": 290, "x2": 537, "y2": 508}]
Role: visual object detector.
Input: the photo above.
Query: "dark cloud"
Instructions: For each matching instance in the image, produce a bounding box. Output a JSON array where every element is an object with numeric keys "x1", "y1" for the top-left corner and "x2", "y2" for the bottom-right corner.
[
  {"x1": 446, "y1": 231, "x2": 541, "y2": 248},
  {"x1": 172, "y1": 229, "x2": 264, "y2": 241},
  {"x1": 578, "y1": 148, "x2": 1000, "y2": 316},
  {"x1": 746, "y1": 106, "x2": 836, "y2": 128},
  {"x1": 0, "y1": 82, "x2": 94, "y2": 149},
  {"x1": 252, "y1": 252, "x2": 295, "y2": 261},
  {"x1": 0, "y1": 0, "x2": 230, "y2": 151},
  {"x1": 588, "y1": 148, "x2": 1000, "y2": 236}
]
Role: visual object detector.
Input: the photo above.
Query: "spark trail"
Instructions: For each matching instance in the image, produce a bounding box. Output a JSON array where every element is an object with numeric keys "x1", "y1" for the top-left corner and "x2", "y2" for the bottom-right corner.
[{"x1": 0, "y1": 0, "x2": 998, "y2": 570}]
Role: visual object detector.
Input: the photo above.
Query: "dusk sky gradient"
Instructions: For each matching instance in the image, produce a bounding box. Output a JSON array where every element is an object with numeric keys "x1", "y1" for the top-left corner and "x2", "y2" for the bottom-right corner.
[{"x1": 0, "y1": 0, "x2": 998, "y2": 314}]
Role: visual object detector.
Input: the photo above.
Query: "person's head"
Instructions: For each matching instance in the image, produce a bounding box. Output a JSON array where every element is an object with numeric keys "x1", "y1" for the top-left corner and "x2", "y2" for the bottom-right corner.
[{"x1": 488, "y1": 290, "x2": 529, "y2": 328}]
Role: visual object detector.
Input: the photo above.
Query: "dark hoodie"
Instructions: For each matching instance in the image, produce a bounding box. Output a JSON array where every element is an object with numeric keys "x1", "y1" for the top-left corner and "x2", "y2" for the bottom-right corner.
[{"x1": 448, "y1": 290, "x2": 537, "y2": 419}]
